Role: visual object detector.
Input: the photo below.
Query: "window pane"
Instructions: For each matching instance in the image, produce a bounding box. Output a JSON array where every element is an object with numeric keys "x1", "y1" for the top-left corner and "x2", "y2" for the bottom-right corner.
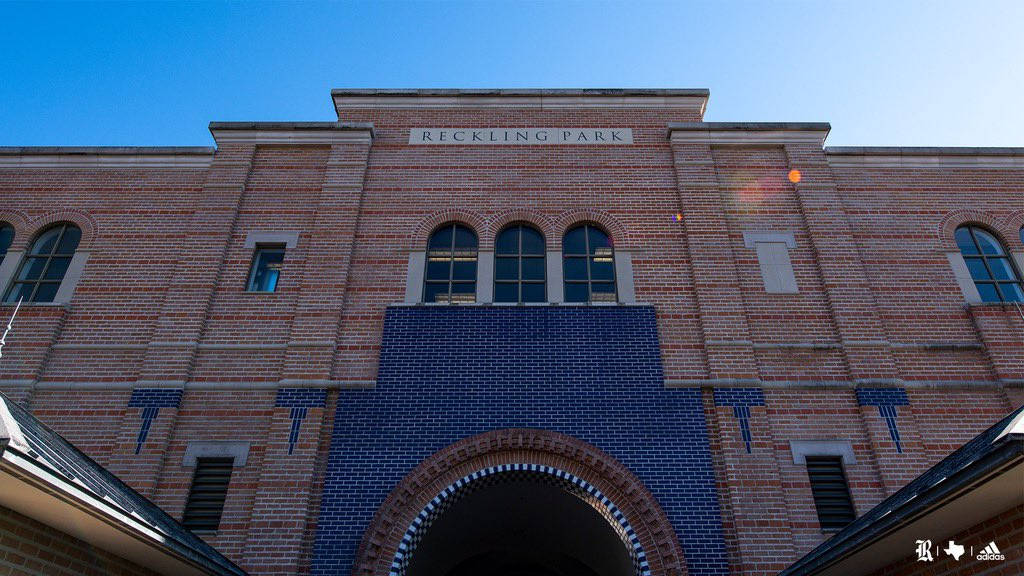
[
  {"x1": 453, "y1": 225, "x2": 477, "y2": 250},
  {"x1": 33, "y1": 283, "x2": 59, "y2": 303},
  {"x1": 973, "y1": 229, "x2": 1004, "y2": 255},
  {"x1": 0, "y1": 225, "x2": 13, "y2": 259},
  {"x1": 563, "y1": 227, "x2": 586, "y2": 254},
  {"x1": 424, "y1": 283, "x2": 448, "y2": 303},
  {"x1": 428, "y1": 226, "x2": 453, "y2": 251},
  {"x1": 521, "y1": 227, "x2": 544, "y2": 255},
  {"x1": 591, "y1": 283, "x2": 616, "y2": 302},
  {"x1": 31, "y1": 227, "x2": 62, "y2": 255},
  {"x1": 955, "y1": 227, "x2": 978, "y2": 255},
  {"x1": 43, "y1": 257, "x2": 71, "y2": 280},
  {"x1": 964, "y1": 257, "x2": 990, "y2": 280},
  {"x1": 587, "y1": 227, "x2": 611, "y2": 255},
  {"x1": 494, "y1": 282, "x2": 517, "y2": 303},
  {"x1": 56, "y1": 226, "x2": 81, "y2": 254},
  {"x1": 521, "y1": 257, "x2": 545, "y2": 280},
  {"x1": 522, "y1": 283, "x2": 545, "y2": 303},
  {"x1": 495, "y1": 257, "x2": 518, "y2": 280},
  {"x1": 495, "y1": 228, "x2": 518, "y2": 254},
  {"x1": 1000, "y1": 283, "x2": 1023, "y2": 302},
  {"x1": 988, "y1": 258, "x2": 1018, "y2": 281},
  {"x1": 426, "y1": 259, "x2": 449, "y2": 281},
  {"x1": 976, "y1": 283, "x2": 1000, "y2": 303},
  {"x1": 564, "y1": 283, "x2": 588, "y2": 303},
  {"x1": 452, "y1": 259, "x2": 477, "y2": 281},
  {"x1": 248, "y1": 249, "x2": 285, "y2": 292},
  {"x1": 590, "y1": 257, "x2": 614, "y2": 281},
  {"x1": 564, "y1": 257, "x2": 587, "y2": 281},
  {"x1": 4, "y1": 283, "x2": 34, "y2": 303},
  {"x1": 450, "y1": 282, "x2": 475, "y2": 303},
  {"x1": 17, "y1": 257, "x2": 48, "y2": 281}
]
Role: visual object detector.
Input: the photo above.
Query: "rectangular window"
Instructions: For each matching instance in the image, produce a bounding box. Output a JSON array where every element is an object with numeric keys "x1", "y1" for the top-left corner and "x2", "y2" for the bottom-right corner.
[
  {"x1": 246, "y1": 245, "x2": 285, "y2": 292},
  {"x1": 182, "y1": 457, "x2": 234, "y2": 531},
  {"x1": 805, "y1": 456, "x2": 856, "y2": 531}
]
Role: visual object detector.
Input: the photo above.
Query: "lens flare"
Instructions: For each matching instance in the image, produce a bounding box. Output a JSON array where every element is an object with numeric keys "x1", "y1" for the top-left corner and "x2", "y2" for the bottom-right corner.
[
  {"x1": 674, "y1": 213, "x2": 683, "y2": 222},
  {"x1": 788, "y1": 169, "x2": 802, "y2": 184}
]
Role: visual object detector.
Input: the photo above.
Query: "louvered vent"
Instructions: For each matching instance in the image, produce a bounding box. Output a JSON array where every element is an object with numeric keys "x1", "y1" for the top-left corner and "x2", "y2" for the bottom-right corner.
[
  {"x1": 182, "y1": 457, "x2": 234, "y2": 531},
  {"x1": 805, "y1": 456, "x2": 856, "y2": 530}
]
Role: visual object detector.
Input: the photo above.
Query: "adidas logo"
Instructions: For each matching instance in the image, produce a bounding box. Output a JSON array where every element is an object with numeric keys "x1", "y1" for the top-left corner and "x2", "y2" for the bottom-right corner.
[{"x1": 976, "y1": 541, "x2": 1005, "y2": 561}]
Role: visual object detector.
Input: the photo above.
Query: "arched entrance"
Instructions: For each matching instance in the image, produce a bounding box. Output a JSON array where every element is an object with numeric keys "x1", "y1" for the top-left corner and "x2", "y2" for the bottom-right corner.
[
  {"x1": 354, "y1": 429, "x2": 686, "y2": 576},
  {"x1": 400, "y1": 464, "x2": 641, "y2": 576}
]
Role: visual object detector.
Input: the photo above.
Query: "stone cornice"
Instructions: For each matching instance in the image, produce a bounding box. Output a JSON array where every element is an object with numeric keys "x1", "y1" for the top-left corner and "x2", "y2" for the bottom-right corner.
[
  {"x1": 208, "y1": 122, "x2": 374, "y2": 145},
  {"x1": 825, "y1": 146, "x2": 1024, "y2": 168},
  {"x1": 0, "y1": 147, "x2": 214, "y2": 168},
  {"x1": 332, "y1": 88, "x2": 709, "y2": 113},
  {"x1": 667, "y1": 122, "x2": 831, "y2": 146}
]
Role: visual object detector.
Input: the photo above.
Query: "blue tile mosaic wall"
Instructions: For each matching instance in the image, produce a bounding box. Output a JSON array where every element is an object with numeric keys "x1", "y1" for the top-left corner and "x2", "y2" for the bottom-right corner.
[
  {"x1": 856, "y1": 387, "x2": 910, "y2": 453},
  {"x1": 713, "y1": 388, "x2": 766, "y2": 454},
  {"x1": 127, "y1": 388, "x2": 182, "y2": 454},
  {"x1": 312, "y1": 306, "x2": 728, "y2": 576}
]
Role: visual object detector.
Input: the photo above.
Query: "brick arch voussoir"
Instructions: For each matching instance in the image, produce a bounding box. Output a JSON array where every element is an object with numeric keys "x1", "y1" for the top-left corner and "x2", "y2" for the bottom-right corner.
[
  {"x1": 485, "y1": 209, "x2": 558, "y2": 249},
  {"x1": 555, "y1": 209, "x2": 632, "y2": 250},
  {"x1": 411, "y1": 209, "x2": 488, "y2": 251},
  {"x1": 938, "y1": 209, "x2": 1010, "y2": 251},
  {"x1": 1004, "y1": 210, "x2": 1024, "y2": 250},
  {"x1": 354, "y1": 428, "x2": 687, "y2": 576},
  {"x1": 25, "y1": 209, "x2": 98, "y2": 251},
  {"x1": 0, "y1": 210, "x2": 31, "y2": 251}
]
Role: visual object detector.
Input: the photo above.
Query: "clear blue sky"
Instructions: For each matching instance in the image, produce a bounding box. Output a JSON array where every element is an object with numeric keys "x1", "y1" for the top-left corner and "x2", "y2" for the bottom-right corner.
[{"x1": 2, "y1": 1, "x2": 1022, "y2": 147}]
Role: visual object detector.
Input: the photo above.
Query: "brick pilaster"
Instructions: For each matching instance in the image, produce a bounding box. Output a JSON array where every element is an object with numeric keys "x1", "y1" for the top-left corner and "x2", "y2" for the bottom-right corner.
[
  {"x1": 281, "y1": 141, "x2": 372, "y2": 383},
  {"x1": 138, "y1": 144, "x2": 256, "y2": 384},
  {"x1": 670, "y1": 143, "x2": 758, "y2": 381},
  {"x1": 243, "y1": 388, "x2": 328, "y2": 575}
]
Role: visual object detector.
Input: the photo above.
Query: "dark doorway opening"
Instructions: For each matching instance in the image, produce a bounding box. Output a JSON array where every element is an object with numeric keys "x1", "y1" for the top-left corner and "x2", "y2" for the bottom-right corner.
[{"x1": 406, "y1": 478, "x2": 635, "y2": 576}]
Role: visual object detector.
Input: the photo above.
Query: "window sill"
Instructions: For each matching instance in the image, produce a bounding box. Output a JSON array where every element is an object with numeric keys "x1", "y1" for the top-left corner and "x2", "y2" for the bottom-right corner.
[{"x1": 393, "y1": 301, "x2": 646, "y2": 307}]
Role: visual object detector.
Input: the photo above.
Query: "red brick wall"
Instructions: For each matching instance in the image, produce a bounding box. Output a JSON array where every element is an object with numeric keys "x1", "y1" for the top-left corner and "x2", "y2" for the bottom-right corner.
[
  {"x1": 1, "y1": 99, "x2": 1021, "y2": 575},
  {"x1": 0, "y1": 506, "x2": 159, "y2": 576}
]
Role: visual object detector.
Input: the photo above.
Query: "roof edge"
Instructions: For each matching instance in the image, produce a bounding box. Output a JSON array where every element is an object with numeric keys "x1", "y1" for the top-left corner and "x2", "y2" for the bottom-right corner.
[
  {"x1": 330, "y1": 88, "x2": 710, "y2": 97},
  {"x1": 668, "y1": 122, "x2": 831, "y2": 132},
  {"x1": 0, "y1": 147, "x2": 214, "y2": 156},
  {"x1": 826, "y1": 146, "x2": 1024, "y2": 156},
  {"x1": 207, "y1": 121, "x2": 373, "y2": 131}
]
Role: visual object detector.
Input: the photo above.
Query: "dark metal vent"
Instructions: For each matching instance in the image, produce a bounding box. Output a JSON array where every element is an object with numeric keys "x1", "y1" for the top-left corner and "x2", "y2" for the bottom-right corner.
[
  {"x1": 182, "y1": 457, "x2": 234, "y2": 531},
  {"x1": 806, "y1": 456, "x2": 856, "y2": 530}
]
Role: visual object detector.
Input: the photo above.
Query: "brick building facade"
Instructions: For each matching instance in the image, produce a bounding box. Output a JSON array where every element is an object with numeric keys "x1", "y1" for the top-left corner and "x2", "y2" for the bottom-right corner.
[{"x1": 0, "y1": 89, "x2": 1021, "y2": 576}]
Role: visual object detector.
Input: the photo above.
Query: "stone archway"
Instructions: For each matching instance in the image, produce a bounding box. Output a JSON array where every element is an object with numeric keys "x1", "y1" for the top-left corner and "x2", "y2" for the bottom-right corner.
[{"x1": 354, "y1": 429, "x2": 687, "y2": 576}]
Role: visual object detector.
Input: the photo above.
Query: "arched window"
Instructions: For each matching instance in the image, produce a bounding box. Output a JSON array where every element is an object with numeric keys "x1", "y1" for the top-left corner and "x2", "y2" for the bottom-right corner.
[
  {"x1": 3, "y1": 223, "x2": 81, "y2": 303},
  {"x1": 494, "y1": 224, "x2": 546, "y2": 303},
  {"x1": 563, "y1": 224, "x2": 616, "y2": 303},
  {"x1": 0, "y1": 223, "x2": 13, "y2": 265},
  {"x1": 424, "y1": 223, "x2": 477, "y2": 303},
  {"x1": 955, "y1": 225, "x2": 1023, "y2": 303}
]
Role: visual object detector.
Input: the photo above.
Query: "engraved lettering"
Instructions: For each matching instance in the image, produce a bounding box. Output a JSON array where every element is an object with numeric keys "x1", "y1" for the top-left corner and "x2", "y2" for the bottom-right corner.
[
  {"x1": 516, "y1": 130, "x2": 529, "y2": 142},
  {"x1": 594, "y1": 131, "x2": 606, "y2": 141},
  {"x1": 453, "y1": 131, "x2": 465, "y2": 142},
  {"x1": 612, "y1": 130, "x2": 623, "y2": 141},
  {"x1": 536, "y1": 130, "x2": 549, "y2": 142},
  {"x1": 472, "y1": 131, "x2": 483, "y2": 141}
]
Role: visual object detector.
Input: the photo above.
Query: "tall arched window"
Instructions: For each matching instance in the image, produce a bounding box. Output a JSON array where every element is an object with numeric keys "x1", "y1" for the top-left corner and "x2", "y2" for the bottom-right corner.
[
  {"x1": 424, "y1": 223, "x2": 477, "y2": 303},
  {"x1": 4, "y1": 223, "x2": 82, "y2": 303},
  {"x1": 494, "y1": 224, "x2": 546, "y2": 303},
  {"x1": 0, "y1": 223, "x2": 13, "y2": 265},
  {"x1": 563, "y1": 224, "x2": 616, "y2": 303},
  {"x1": 955, "y1": 225, "x2": 1023, "y2": 303}
]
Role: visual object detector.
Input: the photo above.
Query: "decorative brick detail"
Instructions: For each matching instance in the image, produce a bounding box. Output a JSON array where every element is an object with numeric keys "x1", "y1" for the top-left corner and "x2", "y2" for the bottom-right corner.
[
  {"x1": 410, "y1": 209, "x2": 489, "y2": 250},
  {"x1": 313, "y1": 305, "x2": 728, "y2": 576},
  {"x1": 553, "y1": 208, "x2": 631, "y2": 249},
  {"x1": 354, "y1": 429, "x2": 684, "y2": 576},
  {"x1": 713, "y1": 388, "x2": 766, "y2": 454},
  {"x1": 0, "y1": 208, "x2": 31, "y2": 250},
  {"x1": 25, "y1": 208, "x2": 99, "y2": 251},
  {"x1": 937, "y1": 209, "x2": 1012, "y2": 251},
  {"x1": 856, "y1": 388, "x2": 910, "y2": 454},
  {"x1": 275, "y1": 388, "x2": 327, "y2": 455},
  {"x1": 484, "y1": 208, "x2": 558, "y2": 248},
  {"x1": 127, "y1": 388, "x2": 183, "y2": 454}
]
